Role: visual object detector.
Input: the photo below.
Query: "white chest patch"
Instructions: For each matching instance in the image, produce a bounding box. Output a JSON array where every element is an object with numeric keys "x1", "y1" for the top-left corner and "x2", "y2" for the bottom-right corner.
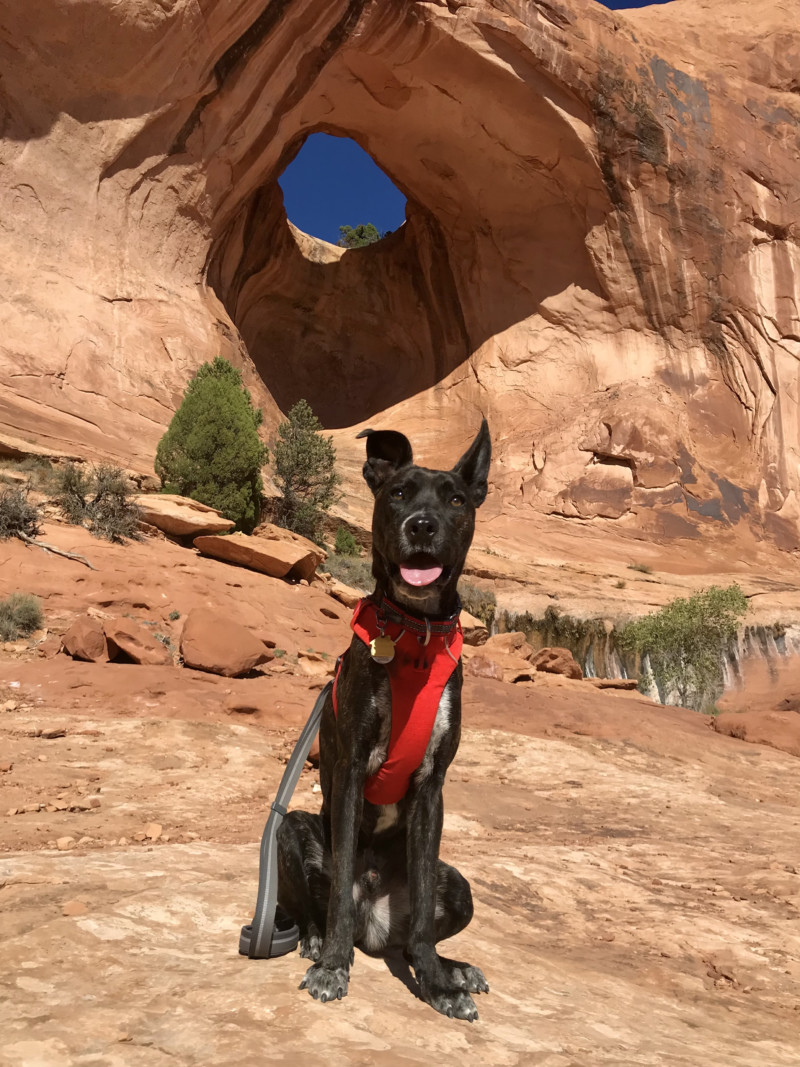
[{"x1": 414, "y1": 688, "x2": 453, "y2": 782}]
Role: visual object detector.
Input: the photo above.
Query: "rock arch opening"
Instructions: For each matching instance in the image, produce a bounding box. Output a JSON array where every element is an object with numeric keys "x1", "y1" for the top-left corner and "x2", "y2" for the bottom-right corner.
[{"x1": 278, "y1": 132, "x2": 406, "y2": 248}]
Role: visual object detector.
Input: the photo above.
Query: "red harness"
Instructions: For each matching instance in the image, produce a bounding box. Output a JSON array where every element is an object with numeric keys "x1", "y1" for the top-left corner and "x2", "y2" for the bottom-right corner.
[{"x1": 332, "y1": 596, "x2": 463, "y2": 806}]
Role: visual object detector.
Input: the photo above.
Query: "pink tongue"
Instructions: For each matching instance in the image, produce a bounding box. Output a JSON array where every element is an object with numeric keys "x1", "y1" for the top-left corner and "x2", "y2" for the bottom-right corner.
[{"x1": 400, "y1": 564, "x2": 443, "y2": 587}]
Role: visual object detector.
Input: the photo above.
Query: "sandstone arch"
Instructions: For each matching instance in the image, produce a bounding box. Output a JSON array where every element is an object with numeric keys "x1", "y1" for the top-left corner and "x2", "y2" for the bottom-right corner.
[{"x1": 1, "y1": 0, "x2": 798, "y2": 545}]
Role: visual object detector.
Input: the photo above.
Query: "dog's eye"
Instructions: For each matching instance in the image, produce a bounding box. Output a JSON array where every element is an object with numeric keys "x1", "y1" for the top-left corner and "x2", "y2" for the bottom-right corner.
[
  {"x1": 391, "y1": 487, "x2": 405, "y2": 500},
  {"x1": 450, "y1": 494, "x2": 465, "y2": 507}
]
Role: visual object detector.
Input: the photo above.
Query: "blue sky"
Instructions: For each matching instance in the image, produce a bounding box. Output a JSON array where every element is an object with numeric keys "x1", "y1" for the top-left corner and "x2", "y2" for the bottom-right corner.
[
  {"x1": 278, "y1": 1, "x2": 672, "y2": 243},
  {"x1": 279, "y1": 135, "x2": 407, "y2": 245}
]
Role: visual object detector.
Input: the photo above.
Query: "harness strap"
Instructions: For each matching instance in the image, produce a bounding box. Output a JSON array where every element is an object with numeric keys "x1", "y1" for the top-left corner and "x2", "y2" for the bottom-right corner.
[{"x1": 239, "y1": 681, "x2": 330, "y2": 960}]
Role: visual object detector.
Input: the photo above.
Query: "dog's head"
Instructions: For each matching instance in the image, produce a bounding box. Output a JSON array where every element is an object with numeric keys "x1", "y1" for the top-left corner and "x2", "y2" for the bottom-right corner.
[{"x1": 357, "y1": 420, "x2": 491, "y2": 616}]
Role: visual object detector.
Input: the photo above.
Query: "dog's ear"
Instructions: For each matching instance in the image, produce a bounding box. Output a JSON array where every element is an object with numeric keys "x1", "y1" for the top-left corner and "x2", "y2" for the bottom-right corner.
[
  {"x1": 357, "y1": 428, "x2": 414, "y2": 496},
  {"x1": 452, "y1": 419, "x2": 491, "y2": 507}
]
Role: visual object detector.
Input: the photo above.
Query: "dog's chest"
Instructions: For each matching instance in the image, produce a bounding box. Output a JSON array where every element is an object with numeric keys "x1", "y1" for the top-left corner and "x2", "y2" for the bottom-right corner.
[{"x1": 365, "y1": 687, "x2": 453, "y2": 799}]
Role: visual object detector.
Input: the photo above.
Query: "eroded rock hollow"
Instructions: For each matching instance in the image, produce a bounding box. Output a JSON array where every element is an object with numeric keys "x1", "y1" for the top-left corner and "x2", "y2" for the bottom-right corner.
[{"x1": 1, "y1": 0, "x2": 798, "y2": 544}]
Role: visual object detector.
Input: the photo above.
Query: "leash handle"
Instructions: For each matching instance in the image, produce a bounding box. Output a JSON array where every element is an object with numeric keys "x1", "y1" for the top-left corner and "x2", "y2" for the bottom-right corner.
[{"x1": 239, "y1": 681, "x2": 330, "y2": 959}]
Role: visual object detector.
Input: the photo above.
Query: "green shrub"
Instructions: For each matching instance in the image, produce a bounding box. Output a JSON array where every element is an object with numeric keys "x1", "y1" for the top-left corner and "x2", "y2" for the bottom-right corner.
[
  {"x1": 273, "y1": 399, "x2": 340, "y2": 543},
  {"x1": 52, "y1": 463, "x2": 140, "y2": 542},
  {"x1": 617, "y1": 584, "x2": 748, "y2": 711},
  {"x1": 321, "y1": 554, "x2": 374, "y2": 592},
  {"x1": 459, "y1": 581, "x2": 497, "y2": 628},
  {"x1": 334, "y1": 526, "x2": 359, "y2": 556},
  {"x1": 338, "y1": 223, "x2": 384, "y2": 248},
  {"x1": 0, "y1": 592, "x2": 43, "y2": 641},
  {"x1": 155, "y1": 357, "x2": 267, "y2": 532},
  {"x1": 0, "y1": 487, "x2": 42, "y2": 540}
]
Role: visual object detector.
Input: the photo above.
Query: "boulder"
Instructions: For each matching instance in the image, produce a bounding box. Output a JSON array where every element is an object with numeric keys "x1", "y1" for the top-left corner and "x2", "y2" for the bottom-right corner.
[
  {"x1": 530, "y1": 647, "x2": 584, "y2": 680},
  {"x1": 484, "y1": 632, "x2": 536, "y2": 660},
  {"x1": 194, "y1": 531, "x2": 322, "y2": 583},
  {"x1": 180, "y1": 608, "x2": 272, "y2": 678},
  {"x1": 460, "y1": 610, "x2": 489, "y2": 647},
  {"x1": 134, "y1": 496, "x2": 235, "y2": 538},
  {"x1": 61, "y1": 617, "x2": 109, "y2": 663},
  {"x1": 588, "y1": 678, "x2": 640, "y2": 691},
  {"x1": 103, "y1": 619, "x2": 172, "y2": 666}
]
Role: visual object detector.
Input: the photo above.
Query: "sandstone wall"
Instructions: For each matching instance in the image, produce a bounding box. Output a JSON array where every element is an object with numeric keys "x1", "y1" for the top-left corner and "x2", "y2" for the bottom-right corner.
[{"x1": 1, "y1": 0, "x2": 798, "y2": 544}]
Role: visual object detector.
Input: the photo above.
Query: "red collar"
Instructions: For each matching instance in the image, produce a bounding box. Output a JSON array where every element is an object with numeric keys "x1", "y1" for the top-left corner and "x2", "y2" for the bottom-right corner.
[{"x1": 333, "y1": 595, "x2": 463, "y2": 805}]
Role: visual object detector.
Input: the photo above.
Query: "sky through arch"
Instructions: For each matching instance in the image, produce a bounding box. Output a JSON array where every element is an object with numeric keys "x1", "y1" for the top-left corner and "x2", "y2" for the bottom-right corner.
[{"x1": 278, "y1": 133, "x2": 407, "y2": 245}]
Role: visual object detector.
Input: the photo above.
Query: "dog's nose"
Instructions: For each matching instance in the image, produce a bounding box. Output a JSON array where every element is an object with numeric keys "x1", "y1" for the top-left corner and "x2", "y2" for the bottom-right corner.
[{"x1": 406, "y1": 514, "x2": 439, "y2": 542}]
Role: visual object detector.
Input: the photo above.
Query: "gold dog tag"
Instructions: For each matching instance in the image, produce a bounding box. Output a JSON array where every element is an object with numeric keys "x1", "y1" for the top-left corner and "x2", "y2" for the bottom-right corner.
[{"x1": 370, "y1": 636, "x2": 395, "y2": 664}]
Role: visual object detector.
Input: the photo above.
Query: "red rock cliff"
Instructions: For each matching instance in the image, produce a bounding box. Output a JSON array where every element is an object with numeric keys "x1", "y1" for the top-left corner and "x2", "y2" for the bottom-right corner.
[{"x1": 1, "y1": 0, "x2": 798, "y2": 544}]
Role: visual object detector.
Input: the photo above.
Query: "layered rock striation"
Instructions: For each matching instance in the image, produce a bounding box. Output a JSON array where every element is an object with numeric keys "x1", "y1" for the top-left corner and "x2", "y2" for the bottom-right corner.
[{"x1": 1, "y1": 0, "x2": 799, "y2": 544}]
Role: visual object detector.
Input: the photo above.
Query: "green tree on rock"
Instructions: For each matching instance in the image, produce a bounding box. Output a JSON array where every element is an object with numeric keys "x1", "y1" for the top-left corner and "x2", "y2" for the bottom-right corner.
[
  {"x1": 338, "y1": 223, "x2": 384, "y2": 248},
  {"x1": 274, "y1": 400, "x2": 340, "y2": 543},
  {"x1": 617, "y1": 584, "x2": 748, "y2": 712},
  {"x1": 155, "y1": 357, "x2": 266, "y2": 532}
]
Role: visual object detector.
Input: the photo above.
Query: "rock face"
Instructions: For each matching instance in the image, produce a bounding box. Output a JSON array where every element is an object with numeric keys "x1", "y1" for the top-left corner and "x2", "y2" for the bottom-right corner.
[
  {"x1": 135, "y1": 496, "x2": 235, "y2": 538},
  {"x1": 1, "y1": 1, "x2": 800, "y2": 548},
  {"x1": 180, "y1": 608, "x2": 272, "y2": 677}
]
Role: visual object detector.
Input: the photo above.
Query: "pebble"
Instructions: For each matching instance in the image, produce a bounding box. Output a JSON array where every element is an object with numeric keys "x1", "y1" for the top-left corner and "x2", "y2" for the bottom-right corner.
[
  {"x1": 145, "y1": 822, "x2": 163, "y2": 841},
  {"x1": 0, "y1": 762, "x2": 12, "y2": 773},
  {"x1": 56, "y1": 836, "x2": 76, "y2": 851}
]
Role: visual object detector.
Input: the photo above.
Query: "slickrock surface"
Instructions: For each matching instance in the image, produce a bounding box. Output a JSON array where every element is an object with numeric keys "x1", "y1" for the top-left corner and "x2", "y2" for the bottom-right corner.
[
  {"x1": 2, "y1": 680, "x2": 800, "y2": 1065},
  {"x1": 2, "y1": 0, "x2": 799, "y2": 552},
  {"x1": 0, "y1": 520, "x2": 799, "y2": 1062}
]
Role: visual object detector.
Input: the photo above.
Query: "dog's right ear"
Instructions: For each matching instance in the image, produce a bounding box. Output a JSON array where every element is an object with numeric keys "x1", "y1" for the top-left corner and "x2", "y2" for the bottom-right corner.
[{"x1": 357, "y1": 428, "x2": 413, "y2": 496}]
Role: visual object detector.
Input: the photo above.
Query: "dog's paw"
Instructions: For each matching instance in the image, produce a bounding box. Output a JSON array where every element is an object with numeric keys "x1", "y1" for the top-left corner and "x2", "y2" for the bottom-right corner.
[
  {"x1": 299, "y1": 962, "x2": 349, "y2": 1003},
  {"x1": 448, "y1": 962, "x2": 489, "y2": 995},
  {"x1": 422, "y1": 984, "x2": 480, "y2": 1022},
  {"x1": 299, "y1": 932, "x2": 323, "y2": 962}
]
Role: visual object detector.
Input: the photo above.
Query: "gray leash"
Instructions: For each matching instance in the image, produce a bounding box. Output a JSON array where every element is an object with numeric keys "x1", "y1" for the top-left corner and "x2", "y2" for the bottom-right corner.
[{"x1": 239, "y1": 680, "x2": 331, "y2": 959}]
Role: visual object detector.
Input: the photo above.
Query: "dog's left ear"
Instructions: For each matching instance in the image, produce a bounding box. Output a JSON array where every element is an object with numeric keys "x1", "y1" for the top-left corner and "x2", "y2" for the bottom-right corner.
[
  {"x1": 452, "y1": 419, "x2": 491, "y2": 507},
  {"x1": 357, "y1": 428, "x2": 414, "y2": 496}
]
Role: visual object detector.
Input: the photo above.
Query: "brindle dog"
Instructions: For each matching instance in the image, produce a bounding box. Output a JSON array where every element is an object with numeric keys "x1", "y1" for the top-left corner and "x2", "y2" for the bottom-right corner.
[{"x1": 277, "y1": 421, "x2": 491, "y2": 1020}]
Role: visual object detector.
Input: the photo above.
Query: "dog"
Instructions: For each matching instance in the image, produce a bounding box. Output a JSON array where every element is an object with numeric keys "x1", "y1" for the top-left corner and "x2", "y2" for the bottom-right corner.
[{"x1": 276, "y1": 420, "x2": 491, "y2": 1020}]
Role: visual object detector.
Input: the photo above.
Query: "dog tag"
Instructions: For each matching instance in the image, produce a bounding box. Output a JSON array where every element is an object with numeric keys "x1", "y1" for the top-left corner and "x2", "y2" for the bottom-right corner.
[{"x1": 369, "y1": 636, "x2": 395, "y2": 664}]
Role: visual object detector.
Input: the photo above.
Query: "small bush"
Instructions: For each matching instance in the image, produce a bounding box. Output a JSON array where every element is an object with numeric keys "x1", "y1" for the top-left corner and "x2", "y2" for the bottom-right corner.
[
  {"x1": 273, "y1": 399, "x2": 340, "y2": 543},
  {"x1": 338, "y1": 223, "x2": 384, "y2": 248},
  {"x1": 615, "y1": 579, "x2": 626, "y2": 589},
  {"x1": 53, "y1": 463, "x2": 140, "y2": 542},
  {"x1": 0, "y1": 592, "x2": 43, "y2": 641},
  {"x1": 334, "y1": 526, "x2": 359, "y2": 557},
  {"x1": 617, "y1": 584, "x2": 748, "y2": 711},
  {"x1": 459, "y1": 581, "x2": 497, "y2": 628},
  {"x1": 321, "y1": 554, "x2": 374, "y2": 592},
  {"x1": 155, "y1": 356, "x2": 267, "y2": 532},
  {"x1": 168, "y1": 610, "x2": 181, "y2": 621},
  {"x1": 628, "y1": 562, "x2": 653, "y2": 575},
  {"x1": 0, "y1": 487, "x2": 42, "y2": 540}
]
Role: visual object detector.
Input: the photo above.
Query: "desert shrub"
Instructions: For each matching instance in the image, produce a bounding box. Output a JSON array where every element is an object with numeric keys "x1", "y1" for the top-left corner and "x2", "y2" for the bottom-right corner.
[
  {"x1": 321, "y1": 554, "x2": 374, "y2": 592},
  {"x1": 628, "y1": 562, "x2": 653, "y2": 575},
  {"x1": 273, "y1": 399, "x2": 340, "y2": 543},
  {"x1": 0, "y1": 592, "x2": 43, "y2": 641},
  {"x1": 52, "y1": 463, "x2": 140, "y2": 542},
  {"x1": 459, "y1": 581, "x2": 497, "y2": 628},
  {"x1": 338, "y1": 223, "x2": 383, "y2": 248},
  {"x1": 155, "y1": 357, "x2": 266, "y2": 532},
  {"x1": 616, "y1": 584, "x2": 748, "y2": 711},
  {"x1": 0, "y1": 487, "x2": 42, "y2": 540},
  {"x1": 334, "y1": 526, "x2": 359, "y2": 557}
]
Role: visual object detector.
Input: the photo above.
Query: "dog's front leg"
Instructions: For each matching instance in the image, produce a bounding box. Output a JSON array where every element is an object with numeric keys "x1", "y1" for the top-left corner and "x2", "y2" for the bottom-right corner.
[
  {"x1": 406, "y1": 781, "x2": 480, "y2": 1022},
  {"x1": 299, "y1": 756, "x2": 364, "y2": 1002}
]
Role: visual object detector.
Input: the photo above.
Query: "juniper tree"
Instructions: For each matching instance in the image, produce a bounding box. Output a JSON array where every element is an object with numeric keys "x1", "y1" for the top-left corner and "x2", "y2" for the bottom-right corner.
[
  {"x1": 273, "y1": 399, "x2": 339, "y2": 543},
  {"x1": 155, "y1": 357, "x2": 266, "y2": 532}
]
